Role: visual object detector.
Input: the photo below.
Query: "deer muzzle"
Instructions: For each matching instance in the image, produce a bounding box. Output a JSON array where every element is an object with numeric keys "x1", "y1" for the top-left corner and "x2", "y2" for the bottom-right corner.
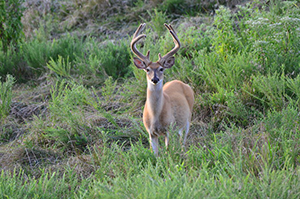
[{"x1": 151, "y1": 77, "x2": 159, "y2": 84}]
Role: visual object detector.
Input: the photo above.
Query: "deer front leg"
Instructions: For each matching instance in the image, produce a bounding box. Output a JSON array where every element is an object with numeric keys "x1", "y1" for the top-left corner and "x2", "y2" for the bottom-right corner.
[
  {"x1": 165, "y1": 132, "x2": 169, "y2": 150},
  {"x1": 150, "y1": 135, "x2": 159, "y2": 156}
]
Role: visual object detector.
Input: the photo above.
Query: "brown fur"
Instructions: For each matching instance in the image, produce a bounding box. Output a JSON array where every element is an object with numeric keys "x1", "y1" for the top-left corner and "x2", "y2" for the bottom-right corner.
[
  {"x1": 131, "y1": 23, "x2": 194, "y2": 155},
  {"x1": 143, "y1": 80, "x2": 194, "y2": 135}
]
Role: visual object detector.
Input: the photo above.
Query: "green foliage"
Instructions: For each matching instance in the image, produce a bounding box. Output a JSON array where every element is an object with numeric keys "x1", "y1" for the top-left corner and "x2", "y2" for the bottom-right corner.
[
  {"x1": 75, "y1": 38, "x2": 132, "y2": 82},
  {"x1": 2, "y1": 1, "x2": 300, "y2": 198},
  {"x1": 159, "y1": 0, "x2": 209, "y2": 17},
  {"x1": 21, "y1": 37, "x2": 52, "y2": 74},
  {"x1": 47, "y1": 55, "x2": 71, "y2": 78},
  {"x1": 0, "y1": 75, "x2": 14, "y2": 120},
  {"x1": 0, "y1": 0, "x2": 24, "y2": 52},
  {"x1": 177, "y1": 24, "x2": 212, "y2": 56},
  {"x1": 163, "y1": 2, "x2": 300, "y2": 128},
  {"x1": 286, "y1": 73, "x2": 300, "y2": 102},
  {"x1": 161, "y1": 0, "x2": 187, "y2": 15},
  {"x1": 3, "y1": 124, "x2": 300, "y2": 198},
  {"x1": 245, "y1": 2, "x2": 300, "y2": 76},
  {"x1": 101, "y1": 76, "x2": 118, "y2": 101},
  {"x1": 263, "y1": 105, "x2": 300, "y2": 168},
  {"x1": 22, "y1": 34, "x2": 84, "y2": 77},
  {"x1": 0, "y1": 169, "x2": 89, "y2": 198},
  {"x1": 0, "y1": 46, "x2": 27, "y2": 81},
  {"x1": 0, "y1": 0, "x2": 27, "y2": 80},
  {"x1": 24, "y1": 80, "x2": 94, "y2": 152},
  {"x1": 0, "y1": 34, "x2": 132, "y2": 82},
  {"x1": 122, "y1": 67, "x2": 147, "y2": 115},
  {"x1": 96, "y1": 40, "x2": 132, "y2": 79},
  {"x1": 212, "y1": 6, "x2": 241, "y2": 57},
  {"x1": 252, "y1": 71, "x2": 286, "y2": 110},
  {"x1": 79, "y1": 132, "x2": 300, "y2": 198},
  {"x1": 29, "y1": 79, "x2": 124, "y2": 152},
  {"x1": 44, "y1": 80, "x2": 92, "y2": 151},
  {"x1": 147, "y1": 9, "x2": 169, "y2": 36}
]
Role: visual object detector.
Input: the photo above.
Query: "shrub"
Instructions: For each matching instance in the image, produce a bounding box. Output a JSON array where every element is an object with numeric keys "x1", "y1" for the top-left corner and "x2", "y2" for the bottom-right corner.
[
  {"x1": 159, "y1": 0, "x2": 220, "y2": 17},
  {"x1": 22, "y1": 34, "x2": 84, "y2": 77},
  {"x1": 44, "y1": 80, "x2": 92, "y2": 151},
  {"x1": 0, "y1": 0, "x2": 24, "y2": 52},
  {"x1": 0, "y1": 46, "x2": 28, "y2": 81},
  {"x1": 47, "y1": 56, "x2": 71, "y2": 78},
  {"x1": 0, "y1": 75, "x2": 15, "y2": 120},
  {"x1": 21, "y1": 38, "x2": 52, "y2": 75},
  {"x1": 263, "y1": 105, "x2": 300, "y2": 168},
  {"x1": 245, "y1": 2, "x2": 300, "y2": 76},
  {"x1": 94, "y1": 40, "x2": 132, "y2": 79}
]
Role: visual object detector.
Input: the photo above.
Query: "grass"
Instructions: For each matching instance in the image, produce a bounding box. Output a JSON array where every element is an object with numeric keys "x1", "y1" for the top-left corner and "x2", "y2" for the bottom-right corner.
[
  {"x1": 1, "y1": 0, "x2": 300, "y2": 198},
  {"x1": 0, "y1": 75, "x2": 14, "y2": 120}
]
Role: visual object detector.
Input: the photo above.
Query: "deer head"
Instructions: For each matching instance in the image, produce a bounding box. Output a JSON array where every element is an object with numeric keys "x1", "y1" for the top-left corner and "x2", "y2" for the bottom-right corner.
[{"x1": 130, "y1": 23, "x2": 181, "y2": 85}]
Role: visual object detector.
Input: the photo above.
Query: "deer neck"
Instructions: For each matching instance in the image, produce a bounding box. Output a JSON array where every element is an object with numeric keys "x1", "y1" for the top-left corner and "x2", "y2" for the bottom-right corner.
[{"x1": 146, "y1": 80, "x2": 164, "y2": 117}]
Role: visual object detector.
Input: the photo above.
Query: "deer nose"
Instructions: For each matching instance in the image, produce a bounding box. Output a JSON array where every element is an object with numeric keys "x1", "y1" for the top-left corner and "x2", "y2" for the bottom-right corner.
[{"x1": 151, "y1": 77, "x2": 159, "y2": 84}]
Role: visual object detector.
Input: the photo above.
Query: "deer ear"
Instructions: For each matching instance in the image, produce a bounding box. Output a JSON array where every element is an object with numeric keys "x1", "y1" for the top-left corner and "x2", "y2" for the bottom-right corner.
[
  {"x1": 133, "y1": 57, "x2": 146, "y2": 69},
  {"x1": 163, "y1": 56, "x2": 175, "y2": 68}
]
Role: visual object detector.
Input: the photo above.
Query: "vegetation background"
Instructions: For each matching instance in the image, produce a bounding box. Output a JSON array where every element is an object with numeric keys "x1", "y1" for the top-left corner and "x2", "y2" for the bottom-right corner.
[{"x1": 1, "y1": 0, "x2": 300, "y2": 198}]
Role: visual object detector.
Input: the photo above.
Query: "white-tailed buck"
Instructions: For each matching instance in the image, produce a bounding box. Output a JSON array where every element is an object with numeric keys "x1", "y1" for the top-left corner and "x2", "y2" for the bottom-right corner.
[{"x1": 130, "y1": 23, "x2": 194, "y2": 155}]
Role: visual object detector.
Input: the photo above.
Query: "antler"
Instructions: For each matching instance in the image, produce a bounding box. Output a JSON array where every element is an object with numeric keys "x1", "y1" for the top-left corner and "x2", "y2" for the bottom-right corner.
[
  {"x1": 158, "y1": 23, "x2": 181, "y2": 65},
  {"x1": 130, "y1": 23, "x2": 151, "y2": 66}
]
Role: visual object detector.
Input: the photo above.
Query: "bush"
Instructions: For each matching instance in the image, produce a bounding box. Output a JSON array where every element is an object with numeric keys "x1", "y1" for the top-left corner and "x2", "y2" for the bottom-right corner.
[
  {"x1": 42, "y1": 80, "x2": 92, "y2": 152},
  {"x1": 92, "y1": 40, "x2": 132, "y2": 79},
  {"x1": 263, "y1": 105, "x2": 300, "y2": 168},
  {"x1": 22, "y1": 35, "x2": 84, "y2": 77},
  {"x1": 0, "y1": 0, "x2": 24, "y2": 52},
  {"x1": 159, "y1": 0, "x2": 223, "y2": 17},
  {"x1": 0, "y1": 46, "x2": 28, "y2": 81}
]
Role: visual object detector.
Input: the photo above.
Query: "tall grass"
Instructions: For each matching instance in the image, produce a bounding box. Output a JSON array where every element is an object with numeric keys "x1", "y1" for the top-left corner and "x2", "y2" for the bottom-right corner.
[
  {"x1": 0, "y1": 34, "x2": 132, "y2": 82},
  {"x1": 2, "y1": 135, "x2": 299, "y2": 198},
  {"x1": 22, "y1": 34, "x2": 85, "y2": 76},
  {"x1": 0, "y1": 75, "x2": 14, "y2": 120},
  {"x1": 29, "y1": 80, "x2": 95, "y2": 152},
  {"x1": 0, "y1": 169, "x2": 89, "y2": 198}
]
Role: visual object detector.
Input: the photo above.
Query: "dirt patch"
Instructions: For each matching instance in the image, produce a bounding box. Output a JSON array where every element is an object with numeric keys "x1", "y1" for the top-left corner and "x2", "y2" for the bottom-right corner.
[
  {"x1": 10, "y1": 101, "x2": 48, "y2": 122},
  {"x1": 0, "y1": 147, "x2": 62, "y2": 175},
  {"x1": 0, "y1": 123, "x2": 26, "y2": 144}
]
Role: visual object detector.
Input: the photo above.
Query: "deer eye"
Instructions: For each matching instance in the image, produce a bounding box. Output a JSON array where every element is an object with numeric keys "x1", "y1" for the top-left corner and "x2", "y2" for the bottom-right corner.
[
  {"x1": 145, "y1": 68, "x2": 150, "y2": 72},
  {"x1": 159, "y1": 68, "x2": 164, "y2": 72}
]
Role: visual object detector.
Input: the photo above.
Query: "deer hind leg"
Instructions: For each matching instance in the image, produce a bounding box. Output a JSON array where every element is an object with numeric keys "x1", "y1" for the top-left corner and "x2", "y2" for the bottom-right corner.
[
  {"x1": 150, "y1": 135, "x2": 159, "y2": 156},
  {"x1": 178, "y1": 128, "x2": 183, "y2": 146},
  {"x1": 183, "y1": 120, "x2": 190, "y2": 146},
  {"x1": 178, "y1": 120, "x2": 190, "y2": 149}
]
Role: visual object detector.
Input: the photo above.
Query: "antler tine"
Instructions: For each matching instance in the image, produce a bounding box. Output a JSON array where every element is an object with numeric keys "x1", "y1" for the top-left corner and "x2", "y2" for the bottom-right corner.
[
  {"x1": 130, "y1": 23, "x2": 151, "y2": 66},
  {"x1": 164, "y1": 23, "x2": 176, "y2": 34},
  {"x1": 133, "y1": 23, "x2": 145, "y2": 38},
  {"x1": 158, "y1": 23, "x2": 181, "y2": 65}
]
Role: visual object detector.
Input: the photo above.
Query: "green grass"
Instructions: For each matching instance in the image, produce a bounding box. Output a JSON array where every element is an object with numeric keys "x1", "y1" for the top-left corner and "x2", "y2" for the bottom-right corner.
[
  {"x1": 1, "y1": 140, "x2": 300, "y2": 198},
  {"x1": 1, "y1": 0, "x2": 300, "y2": 198},
  {"x1": 0, "y1": 75, "x2": 14, "y2": 120},
  {"x1": 0, "y1": 169, "x2": 89, "y2": 199}
]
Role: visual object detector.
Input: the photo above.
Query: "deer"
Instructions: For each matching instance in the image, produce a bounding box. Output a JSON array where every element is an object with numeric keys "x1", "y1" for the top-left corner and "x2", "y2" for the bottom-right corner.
[{"x1": 130, "y1": 23, "x2": 194, "y2": 155}]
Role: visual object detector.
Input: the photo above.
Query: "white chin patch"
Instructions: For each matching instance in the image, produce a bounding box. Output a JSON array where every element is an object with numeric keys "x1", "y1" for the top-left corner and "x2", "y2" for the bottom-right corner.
[{"x1": 148, "y1": 80, "x2": 163, "y2": 91}]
